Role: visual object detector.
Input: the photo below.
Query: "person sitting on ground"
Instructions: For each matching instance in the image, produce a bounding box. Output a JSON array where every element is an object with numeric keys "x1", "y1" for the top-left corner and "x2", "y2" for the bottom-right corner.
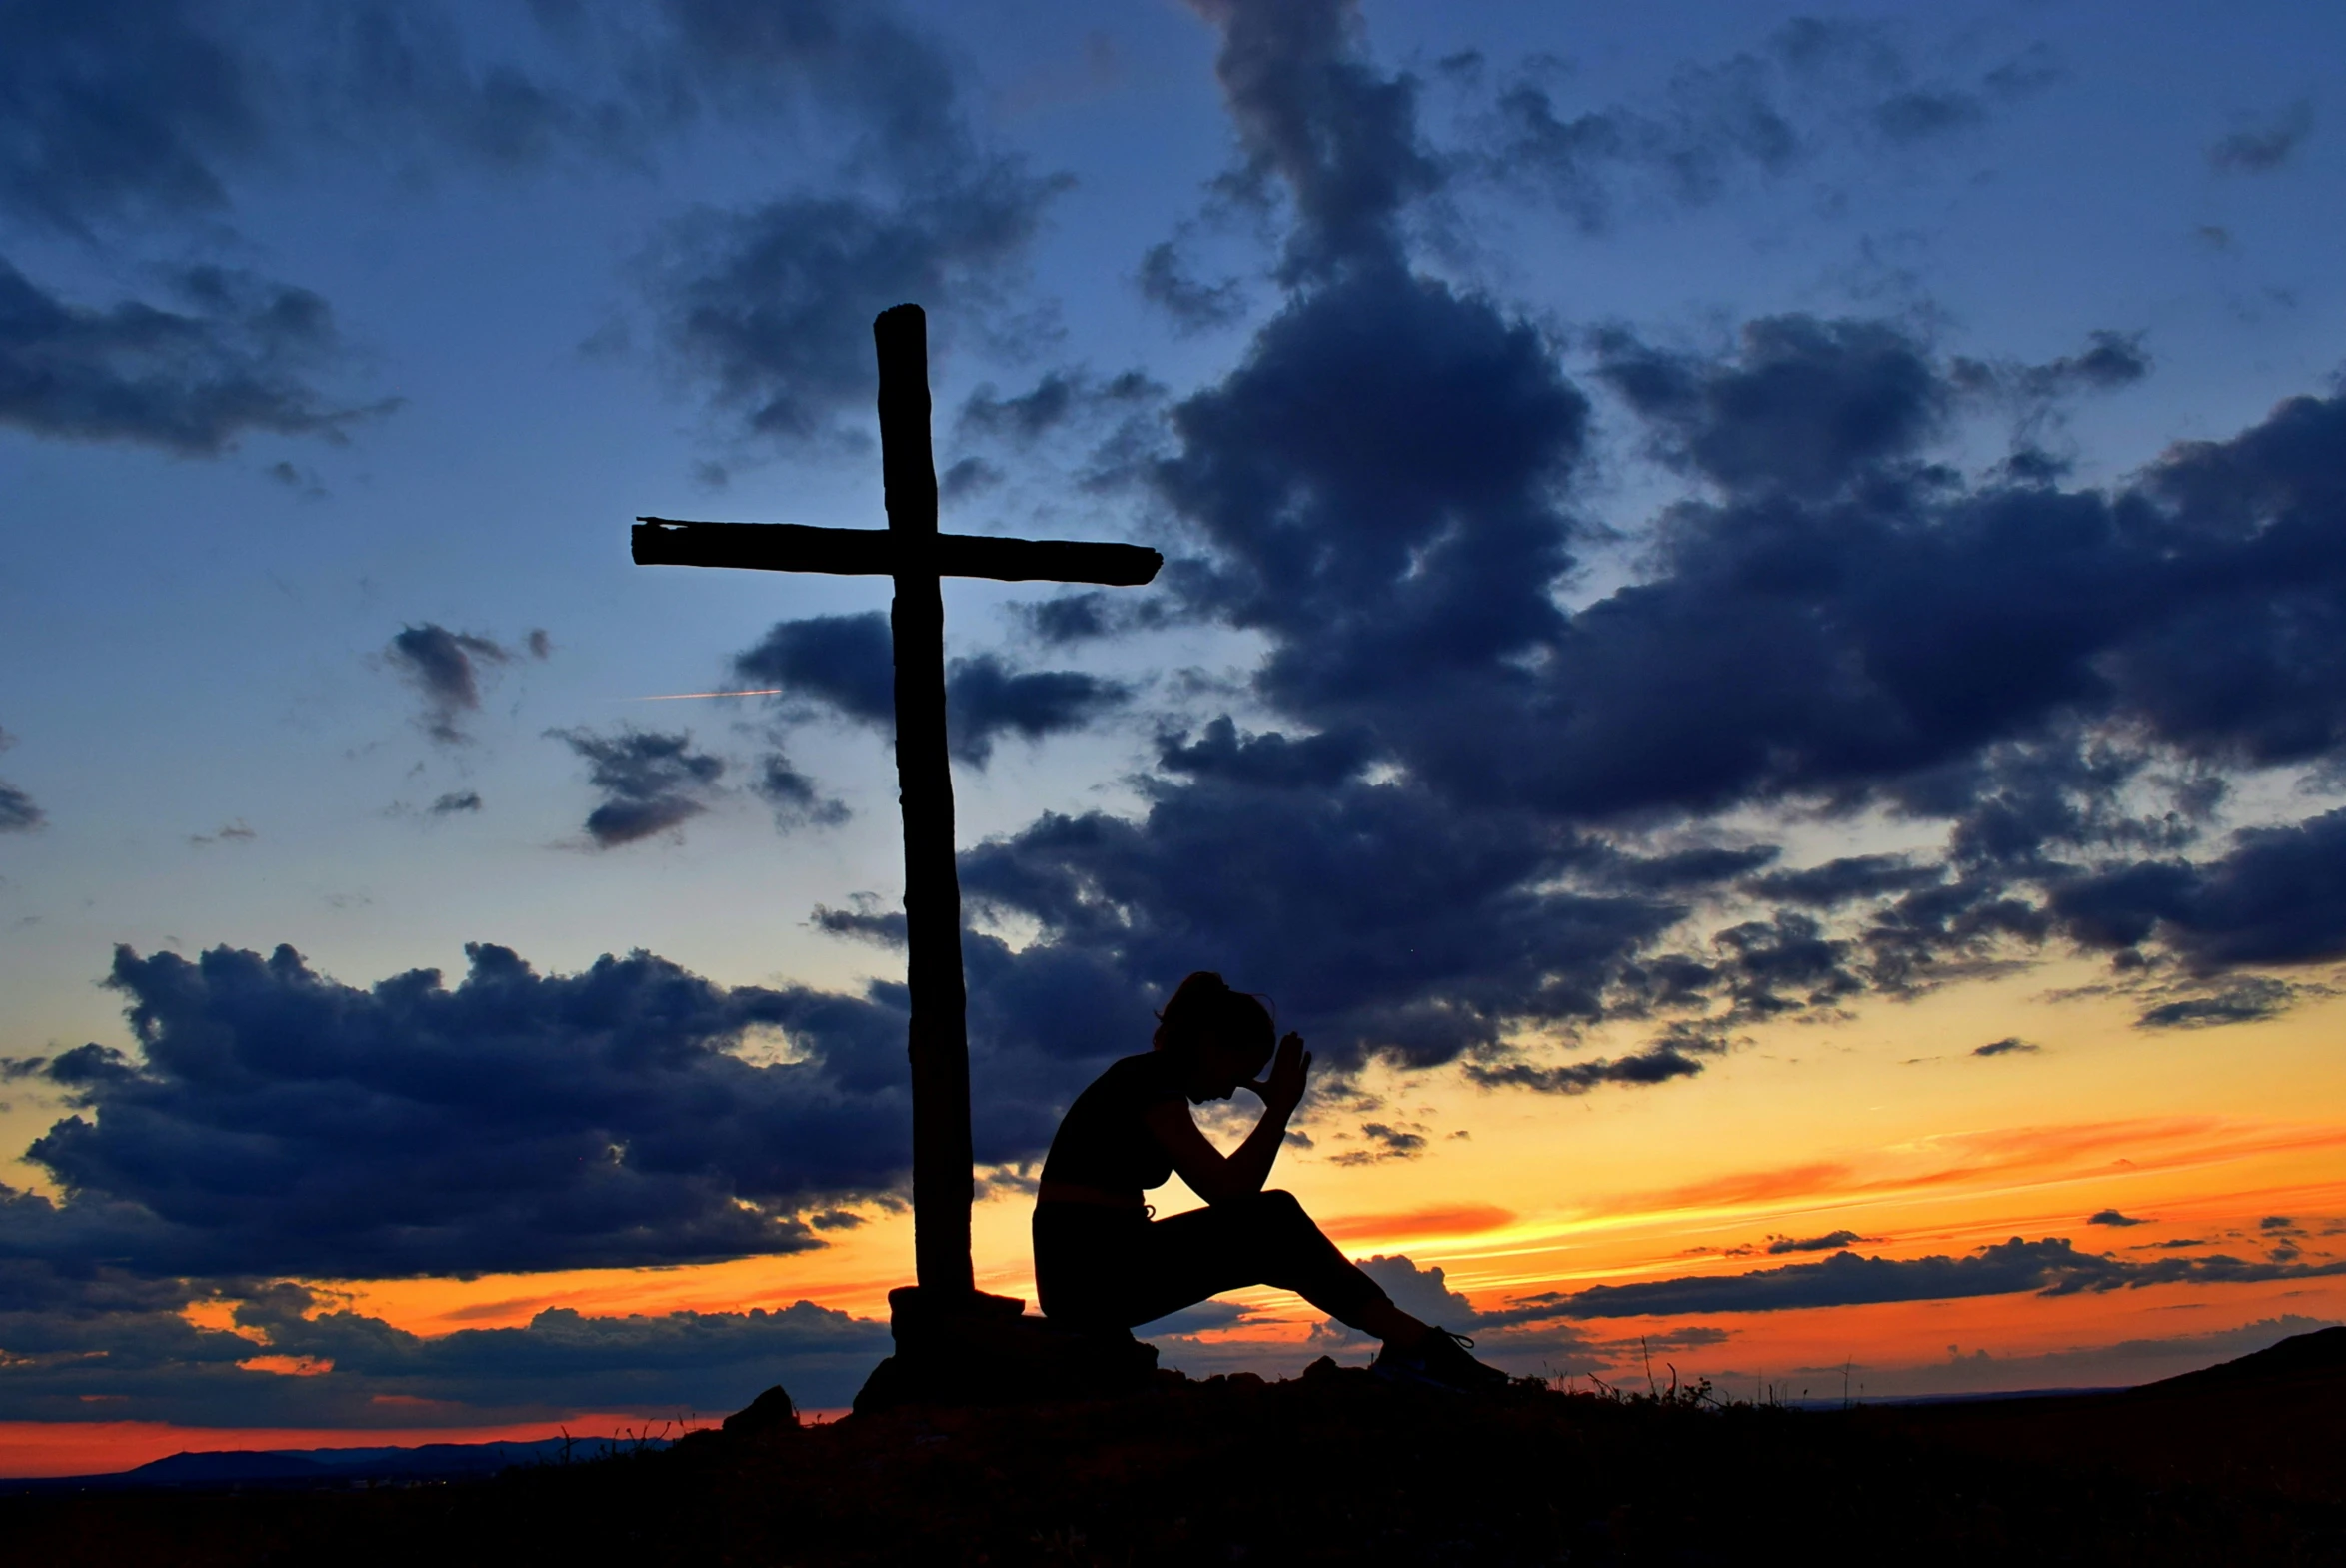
[{"x1": 1032, "y1": 970, "x2": 1509, "y2": 1392}]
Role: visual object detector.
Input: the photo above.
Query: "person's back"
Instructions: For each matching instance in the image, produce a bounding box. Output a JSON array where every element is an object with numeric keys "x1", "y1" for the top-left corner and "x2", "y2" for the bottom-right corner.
[{"x1": 1038, "y1": 1051, "x2": 1184, "y2": 1202}]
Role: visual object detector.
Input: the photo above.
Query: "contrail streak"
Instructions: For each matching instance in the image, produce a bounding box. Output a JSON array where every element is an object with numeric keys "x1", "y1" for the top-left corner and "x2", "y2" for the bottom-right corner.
[{"x1": 626, "y1": 688, "x2": 786, "y2": 701}]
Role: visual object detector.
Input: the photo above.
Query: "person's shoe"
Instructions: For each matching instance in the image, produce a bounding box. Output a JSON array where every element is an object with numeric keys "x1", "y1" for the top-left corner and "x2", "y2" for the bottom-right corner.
[{"x1": 1371, "y1": 1327, "x2": 1512, "y2": 1393}]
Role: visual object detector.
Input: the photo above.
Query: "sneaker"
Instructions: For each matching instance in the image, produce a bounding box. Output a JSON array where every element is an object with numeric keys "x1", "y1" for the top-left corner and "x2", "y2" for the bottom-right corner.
[{"x1": 1371, "y1": 1327, "x2": 1512, "y2": 1393}]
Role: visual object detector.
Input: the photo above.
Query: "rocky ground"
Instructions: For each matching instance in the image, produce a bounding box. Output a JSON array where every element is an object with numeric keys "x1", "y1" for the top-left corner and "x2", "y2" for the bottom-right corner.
[{"x1": 10, "y1": 1352, "x2": 2346, "y2": 1566}]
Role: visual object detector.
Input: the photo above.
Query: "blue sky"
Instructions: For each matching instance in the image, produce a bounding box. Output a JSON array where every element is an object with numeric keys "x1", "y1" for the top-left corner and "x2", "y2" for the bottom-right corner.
[{"x1": 4, "y1": 0, "x2": 2346, "y2": 1450}]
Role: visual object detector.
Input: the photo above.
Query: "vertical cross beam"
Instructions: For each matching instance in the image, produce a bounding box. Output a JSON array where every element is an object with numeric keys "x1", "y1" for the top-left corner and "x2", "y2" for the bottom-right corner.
[
  {"x1": 875, "y1": 304, "x2": 975, "y2": 1298},
  {"x1": 628, "y1": 305, "x2": 1158, "y2": 1324}
]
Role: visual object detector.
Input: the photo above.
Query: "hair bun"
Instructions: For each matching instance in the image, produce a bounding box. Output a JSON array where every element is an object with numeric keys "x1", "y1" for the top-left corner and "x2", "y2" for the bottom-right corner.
[{"x1": 1153, "y1": 970, "x2": 1274, "y2": 1057}]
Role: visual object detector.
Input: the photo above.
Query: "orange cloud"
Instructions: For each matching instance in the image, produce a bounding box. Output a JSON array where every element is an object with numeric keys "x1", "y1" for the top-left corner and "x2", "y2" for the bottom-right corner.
[{"x1": 1318, "y1": 1204, "x2": 1515, "y2": 1244}]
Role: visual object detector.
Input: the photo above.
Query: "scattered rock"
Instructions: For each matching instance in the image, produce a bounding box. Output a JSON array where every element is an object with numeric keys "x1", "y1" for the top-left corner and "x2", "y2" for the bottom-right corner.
[
  {"x1": 721, "y1": 1385, "x2": 798, "y2": 1437},
  {"x1": 852, "y1": 1286, "x2": 1164, "y2": 1414}
]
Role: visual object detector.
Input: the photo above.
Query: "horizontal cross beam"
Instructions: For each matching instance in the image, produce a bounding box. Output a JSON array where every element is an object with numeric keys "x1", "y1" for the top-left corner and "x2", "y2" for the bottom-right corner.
[{"x1": 634, "y1": 518, "x2": 1163, "y2": 587}]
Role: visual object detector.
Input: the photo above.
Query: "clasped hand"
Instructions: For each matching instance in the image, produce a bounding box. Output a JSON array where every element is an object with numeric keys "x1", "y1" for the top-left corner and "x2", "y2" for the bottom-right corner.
[{"x1": 1249, "y1": 1031, "x2": 1312, "y2": 1115}]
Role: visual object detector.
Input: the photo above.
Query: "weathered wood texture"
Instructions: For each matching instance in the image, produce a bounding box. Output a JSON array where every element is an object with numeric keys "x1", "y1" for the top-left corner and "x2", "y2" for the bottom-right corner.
[
  {"x1": 875, "y1": 304, "x2": 976, "y2": 1299},
  {"x1": 628, "y1": 303, "x2": 1161, "y2": 1315},
  {"x1": 633, "y1": 520, "x2": 1162, "y2": 586}
]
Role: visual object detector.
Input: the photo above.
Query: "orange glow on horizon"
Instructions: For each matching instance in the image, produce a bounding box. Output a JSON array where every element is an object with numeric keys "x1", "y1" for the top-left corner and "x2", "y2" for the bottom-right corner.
[
  {"x1": 0, "y1": 1413, "x2": 722, "y2": 1481},
  {"x1": 10, "y1": 973, "x2": 2344, "y2": 1478}
]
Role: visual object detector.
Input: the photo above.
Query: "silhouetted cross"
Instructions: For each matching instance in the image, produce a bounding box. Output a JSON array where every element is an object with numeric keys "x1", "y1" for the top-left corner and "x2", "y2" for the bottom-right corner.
[{"x1": 631, "y1": 304, "x2": 1162, "y2": 1303}]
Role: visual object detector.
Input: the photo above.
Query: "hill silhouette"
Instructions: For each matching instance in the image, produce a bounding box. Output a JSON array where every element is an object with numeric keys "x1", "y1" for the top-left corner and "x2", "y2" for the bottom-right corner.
[
  {"x1": 6, "y1": 1334, "x2": 2345, "y2": 1565},
  {"x1": 1865, "y1": 1324, "x2": 2346, "y2": 1509},
  {"x1": 0, "y1": 1435, "x2": 665, "y2": 1497}
]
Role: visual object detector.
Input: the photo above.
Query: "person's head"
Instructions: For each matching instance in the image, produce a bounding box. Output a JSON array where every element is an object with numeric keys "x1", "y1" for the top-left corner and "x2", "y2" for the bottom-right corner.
[{"x1": 1154, "y1": 971, "x2": 1275, "y2": 1101}]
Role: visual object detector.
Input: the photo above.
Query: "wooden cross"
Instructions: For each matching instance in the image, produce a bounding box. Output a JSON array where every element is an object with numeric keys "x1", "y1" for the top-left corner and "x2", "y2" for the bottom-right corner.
[{"x1": 631, "y1": 304, "x2": 1162, "y2": 1304}]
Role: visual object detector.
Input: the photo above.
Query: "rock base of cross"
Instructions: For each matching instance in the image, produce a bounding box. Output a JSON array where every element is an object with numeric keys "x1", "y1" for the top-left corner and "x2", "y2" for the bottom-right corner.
[{"x1": 852, "y1": 1286, "x2": 1163, "y2": 1414}]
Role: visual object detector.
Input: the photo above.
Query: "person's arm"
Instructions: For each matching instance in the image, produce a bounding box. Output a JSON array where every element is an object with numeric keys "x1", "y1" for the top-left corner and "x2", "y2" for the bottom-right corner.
[{"x1": 1142, "y1": 1033, "x2": 1311, "y2": 1204}]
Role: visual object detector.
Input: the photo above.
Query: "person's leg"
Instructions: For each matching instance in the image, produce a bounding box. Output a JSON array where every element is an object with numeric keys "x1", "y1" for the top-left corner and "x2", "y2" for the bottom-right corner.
[
  {"x1": 1113, "y1": 1190, "x2": 1423, "y2": 1339},
  {"x1": 1033, "y1": 1205, "x2": 1155, "y2": 1330},
  {"x1": 1086, "y1": 1193, "x2": 1510, "y2": 1389}
]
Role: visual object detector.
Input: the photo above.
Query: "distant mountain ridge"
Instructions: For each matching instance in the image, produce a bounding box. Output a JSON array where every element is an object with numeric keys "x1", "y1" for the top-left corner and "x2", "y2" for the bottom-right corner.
[
  {"x1": 2133, "y1": 1324, "x2": 2346, "y2": 1395},
  {"x1": 10, "y1": 1326, "x2": 2345, "y2": 1496},
  {"x1": 0, "y1": 1432, "x2": 672, "y2": 1494}
]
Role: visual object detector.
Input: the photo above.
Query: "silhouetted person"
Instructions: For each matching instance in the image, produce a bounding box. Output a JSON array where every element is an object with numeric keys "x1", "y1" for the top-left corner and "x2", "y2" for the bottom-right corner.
[{"x1": 1034, "y1": 971, "x2": 1509, "y2": 1391}]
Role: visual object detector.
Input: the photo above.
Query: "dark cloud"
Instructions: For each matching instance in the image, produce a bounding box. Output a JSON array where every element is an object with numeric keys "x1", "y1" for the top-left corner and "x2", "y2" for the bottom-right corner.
[
  {"x1": 1185, "y1": 0, "x2": 1440, "y2": 280},
  {"x1": 2087, "y1": 1209, "x2": 2148, "y2": 1227},
  {"x1": 2057, "y1": 812, "x2": 2346, "y2": 973},
  {"x1": 0, "y1": 259, "x2": 385, "y2": 455},
  {"x1": 634, "y1": 0, "x2": 1072, "y2": 443},
  {"x1": 0, "y1": 784, "x2": 40, "y2": 834},
  {"x1": 812, "y1": 898, "x2": 907, "y2": 948},
  {"x1": 2260, "y1": 1215, "x2": 2297, "y2": 1232},
  {"x1": 1766, "y1": 1230, "x2": 1861, "y2": 1255},
  {"x1": 928, "y1": 2, "x2": 2346, "y2": 1075},
  {"x1": 1324, "y1": 1121, "x2": 1426, "y2": 1166},
  {"x1": 959, "y1": 766, "x2": 1683, "y2": 1072},
  {"x1": 732, "y1": 613, "x2": 894, "y2": 726},
  {"x1": 1276, "y1": 366, "x2": 2346, "y2": 849},
  {"x1": 855, "y1": 7, "x2": 2346, "y2": 1077},
  {"x1": 0, "y1": 0, "x2": 629, "y2": 238},
  {"x1": 1137, "y1": 240, "x2": 1249, "y2": 332},
  {"x1": 2134, "y1": 977, "x2": 2297, "y2": 1030},
  {"x1": 1, "y1": 941, "x2": 938, "y2": 1280},
  {"x1": 1603, "y1": 844, "x2": 1780, "y2": 894},
  {"x1": 960, "y1": 370, "x2": 1082, "y2": 441},
  {"x1": 1947, "y1": 331, "x2": 2153, "y2": 447},
  {"x1": 0, "y1": 0, "x2": 1068, "y2": 450},
  {"x1": 1157, "y1": 267, "x2": 1587, "y2": 713},
  {"x1": 646, "y1": 168, "x2": 1062, "y2": 444},
  {"x1": 648, "y1": 0, "x2": 990, "y2": 180},
  {"x1": 1464, "y1": 1046, "x2": 1708, "y2": 1094},
  {"x1": 1596, "y1": 316, "x2": 1942, "y2": 501},
  {"x1": 429, "y1": 790, "x2": 483, "y2": 816},
  {"x1": 2208, "y1": 101, "x2": 2314, "y2": 174},
  {"x1": 0, "y1": 0, "x2": 1002, "y2": 237},
  {"x1": 1710, "y1": 911, "x2": 1863, "y2": 1018},
  {"x1": 0, "y1": 727, "x2": 41, "y2": 833},
  {"x1": 1515, "y1": 1236, "x2": 2346, "y2": 1319},
  {"x1": 1746, "y1": 854, "x2": 1943, "y2": 909},
  {"x1": 751, "y1": 749, "x2": 848, "y2": 829},
  {"x1": 731, "y1": 613, "x2": 1131, "y2": 766},
  {"x1": 1476, "y1": 18, "x2": 2020, "y2": 232},
  {"x1": 938, "y1": 454, "x2": 1002, "y2": 501},
  {"x1": 957, "y1": 368, "x2": 1162, "y2": 447},
  {"x1": 1157, "y1": 718, "x2": 1376, "y2": 791},
  {"x1": 1972, "y1": 1037, "x2": 2040, "y2": 1058},
  {"x1": 1481, "y1": 52, "x2": 1794, "y2": 233},
  {"x1": 0, "y1": 1285, "x2": 890, "y2": 1425},
  {"x1": 1016, "y1": 590, "x2": 1182, "y2": 648},
  {"x1": 1871, "y1": 89, "x2": 1985, "y2": 143},
  {"x1": 552, "y1": 727, "x2": 726, "y2": 846},
  {"x1": 943, "y1": 657, "x2": 1132, "y2": 765},
  {"x1": 385, "y1": 625, "x2": 514, "y2": 745},
  {"x1": 0, "y1": 0, "x2": 261, "y2": 235},
  {"x1": 2024, "y1": 330, "x2": 2151, "y2": 396}
]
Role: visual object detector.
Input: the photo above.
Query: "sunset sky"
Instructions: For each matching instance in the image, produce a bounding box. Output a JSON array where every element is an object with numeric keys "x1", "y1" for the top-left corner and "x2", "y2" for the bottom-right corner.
[{"x1": 5, "y1": 0, "x2": 2346, "y2": 1477}]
